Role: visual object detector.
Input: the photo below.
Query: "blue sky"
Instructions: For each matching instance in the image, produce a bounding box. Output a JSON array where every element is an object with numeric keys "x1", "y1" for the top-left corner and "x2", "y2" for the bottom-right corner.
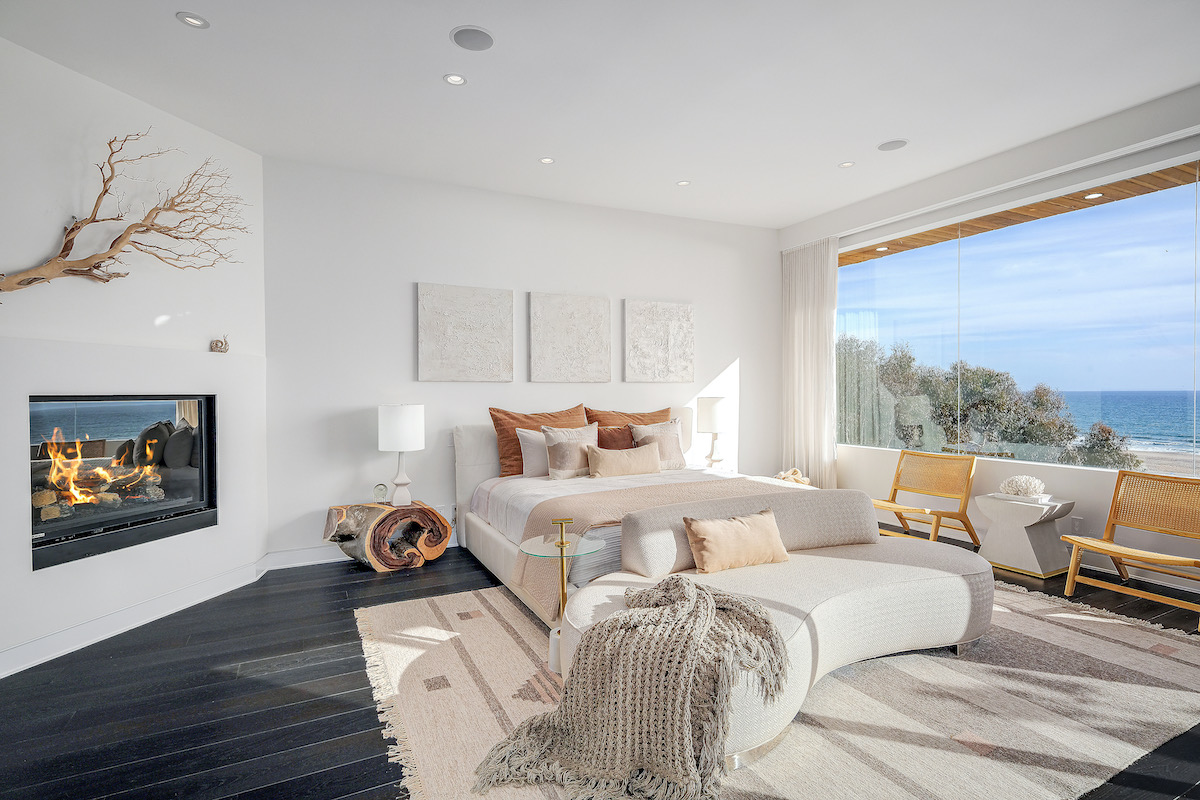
[{"x1": 838, "y1": 181, "x2": 1199, "y2": 391}]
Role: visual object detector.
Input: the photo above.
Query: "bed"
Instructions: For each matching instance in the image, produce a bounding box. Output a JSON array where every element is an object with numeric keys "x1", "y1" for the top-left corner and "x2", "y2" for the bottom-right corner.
[{"x1": 453, "y1": 408, "x2": 807, "y2": 626}]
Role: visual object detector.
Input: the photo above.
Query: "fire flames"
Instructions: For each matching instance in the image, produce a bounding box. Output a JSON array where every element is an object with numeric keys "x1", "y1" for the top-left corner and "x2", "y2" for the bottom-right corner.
[{"x1": 43, "y1": 427, "x2": 159, "y2": 506}]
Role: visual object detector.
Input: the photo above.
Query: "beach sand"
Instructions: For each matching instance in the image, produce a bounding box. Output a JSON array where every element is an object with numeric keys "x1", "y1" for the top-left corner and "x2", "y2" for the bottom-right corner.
[{"x1": 1131, "y1": 449, "x2": 1198, "y2": 475}]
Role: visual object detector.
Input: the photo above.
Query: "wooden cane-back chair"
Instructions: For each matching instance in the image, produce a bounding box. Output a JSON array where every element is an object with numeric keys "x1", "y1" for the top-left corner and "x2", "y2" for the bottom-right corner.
[
  {"x1": 872, "y1": 450, "x2": 980, "y2": 546},
  {"x1": 1062, "y1": 470, "x2": 1200, "y2": 631}
]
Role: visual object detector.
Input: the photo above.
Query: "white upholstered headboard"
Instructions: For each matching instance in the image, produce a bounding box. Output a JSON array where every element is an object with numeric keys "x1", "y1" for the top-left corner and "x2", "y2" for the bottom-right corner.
[{"x1": 452, "y1": 406, "x2": 694, "y2": 518}]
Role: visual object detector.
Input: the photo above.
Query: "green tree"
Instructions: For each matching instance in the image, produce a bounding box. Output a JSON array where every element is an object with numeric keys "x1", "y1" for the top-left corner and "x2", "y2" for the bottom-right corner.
[
  {"x1": 1058, "y1": 422, "x2": 1144, "y2": 470},
  {"x1": 836, "y1": 334, "x2": 1138, "y2": 468}
]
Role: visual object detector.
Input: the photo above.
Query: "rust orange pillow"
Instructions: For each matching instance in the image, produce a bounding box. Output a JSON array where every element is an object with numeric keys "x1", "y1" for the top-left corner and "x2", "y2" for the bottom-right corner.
[
  {"x1": 584, "y1": 407, "x2": 671, "y2": 427},
  {"x1": 597, "y1": 425, "x2": 635, "y2": 450},
  {"x1": 489, "y1": 404, "x2": 588, "y2": 477}
]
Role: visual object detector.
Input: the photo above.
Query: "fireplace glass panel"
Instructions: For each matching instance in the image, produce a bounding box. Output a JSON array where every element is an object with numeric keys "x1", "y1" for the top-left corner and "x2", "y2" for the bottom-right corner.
[{"x1": 30, "y1": 395, "x2": 217, "y2": 569}]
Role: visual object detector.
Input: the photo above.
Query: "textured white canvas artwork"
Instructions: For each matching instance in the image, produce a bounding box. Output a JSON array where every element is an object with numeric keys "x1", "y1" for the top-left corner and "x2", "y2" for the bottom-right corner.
[
  {"x1": 624, "y1": 299, "x2": 694, "y2": 382},
  {"x1": 530, "y1": 292, "x2": 610, "y2": 383},
  {"x1": 417, "y1": 283, "x2": 514, "y2": 382}
]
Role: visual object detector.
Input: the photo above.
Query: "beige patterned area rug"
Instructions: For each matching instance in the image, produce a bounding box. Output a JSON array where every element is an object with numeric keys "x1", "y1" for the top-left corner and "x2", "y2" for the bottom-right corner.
[{"x1": 355, "y1": 583, "x2": 1200, "y2": 800}]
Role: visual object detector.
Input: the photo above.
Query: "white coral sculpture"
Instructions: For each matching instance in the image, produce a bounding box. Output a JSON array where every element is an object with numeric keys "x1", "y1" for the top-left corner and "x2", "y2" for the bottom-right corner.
[{"x1": 998, "y1": 475, "x2": 1045, "y2": 497}]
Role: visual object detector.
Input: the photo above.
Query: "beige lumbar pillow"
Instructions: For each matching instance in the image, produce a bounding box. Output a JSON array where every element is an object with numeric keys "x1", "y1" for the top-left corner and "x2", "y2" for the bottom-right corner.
[
  {"x1": 587, "y1": 442, "x2": 661, "y2": 479},
  {"x1": 628, "y1": 419, "x2": 686, "y2": 469},
  {"x1": 542, "y1": 422, "x2": 599, "y2": 480},
  {"x1": 683, "y1": 509, "x2": 789, "y2": 574}
]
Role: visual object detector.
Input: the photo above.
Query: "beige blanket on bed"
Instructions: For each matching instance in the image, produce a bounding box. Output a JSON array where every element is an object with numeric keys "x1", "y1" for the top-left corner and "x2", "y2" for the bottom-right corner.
[{"x1": 513, "y1": 477, "x2": 798, "y2": 621}]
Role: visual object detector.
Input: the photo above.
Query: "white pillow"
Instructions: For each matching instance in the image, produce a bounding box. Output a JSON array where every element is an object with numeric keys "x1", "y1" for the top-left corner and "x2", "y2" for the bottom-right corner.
[
  {"x1": 629, "y1": 419, "x2": 686, "y2": 470},
  {"x1": 541, "y1": 422, "x2": 599, "y2": 480},
  {"x1": 515, "y1": 428, "x2": 549, "y2": 477}
]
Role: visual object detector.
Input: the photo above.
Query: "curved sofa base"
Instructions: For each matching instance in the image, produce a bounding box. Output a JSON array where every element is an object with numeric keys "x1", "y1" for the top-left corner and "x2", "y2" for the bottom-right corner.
[
  {"x1": 725, "y1": 726, "x2": 791, "y2": 770},
  {"x1": 562, "y1": 537, "x2": 996, "y2": 758}
]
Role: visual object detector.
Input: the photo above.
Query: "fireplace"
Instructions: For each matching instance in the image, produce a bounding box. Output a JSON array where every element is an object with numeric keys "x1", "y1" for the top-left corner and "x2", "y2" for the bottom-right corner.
[{"x1": 30, "y1": 395, "x2": 217, "y2": 569}]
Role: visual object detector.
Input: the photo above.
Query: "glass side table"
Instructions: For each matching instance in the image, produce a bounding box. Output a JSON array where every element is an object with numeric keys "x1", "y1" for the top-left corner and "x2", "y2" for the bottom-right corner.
[{"x1": 518, "y1": 518, "x2": 605, "y2": 673}]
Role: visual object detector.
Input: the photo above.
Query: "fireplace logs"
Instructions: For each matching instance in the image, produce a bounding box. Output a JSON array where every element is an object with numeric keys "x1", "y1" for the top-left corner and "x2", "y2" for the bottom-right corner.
[{"x1": 323, "y1": 501, "x2": 450, "y2": 572}]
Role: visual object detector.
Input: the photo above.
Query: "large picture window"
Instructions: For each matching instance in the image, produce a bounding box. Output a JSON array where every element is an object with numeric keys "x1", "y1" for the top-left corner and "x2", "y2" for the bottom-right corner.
[{"x1": 837, "y1": 162, "x2": 1200, "y2": 476}]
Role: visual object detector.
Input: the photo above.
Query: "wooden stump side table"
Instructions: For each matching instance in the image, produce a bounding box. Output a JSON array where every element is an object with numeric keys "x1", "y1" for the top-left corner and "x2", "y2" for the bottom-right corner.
[
  {"x1": 976, "y1": 493, "x2": 1075, "y2": 578},
  {"x1": 324, "y1": 501, "x2": 450, "y2": 572}
]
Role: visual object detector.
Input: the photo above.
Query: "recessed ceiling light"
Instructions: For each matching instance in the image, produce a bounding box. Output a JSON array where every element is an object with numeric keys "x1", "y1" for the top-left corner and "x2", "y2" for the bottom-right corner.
[
  {"x1": 676, "y1": 180, "x2": 691, "y2": 186},
  {"x1": 877, "y1": 139, "x2": 909, "y2": 152},
  {"x1": 875, "y1": 246, "x2": 889, "y2": 252},
  {"x1": 443, "y1": 74, "x2": 466, "y2": 85},
  {"x1": 539, "y1": 157, "x2": 555, "y2": 164},
  {"x1": 175, "y1": 11, "x2": 210, "y2": 28},
  {"x1": 451, "y1": 26, "x2": 494, "y2": 51},
  {"x1": 1084, "y1": 192, "x2": 1103, "y2": 200},
  {"x1": 838, "y1": 161, "x2": 855, "y2": 169}
]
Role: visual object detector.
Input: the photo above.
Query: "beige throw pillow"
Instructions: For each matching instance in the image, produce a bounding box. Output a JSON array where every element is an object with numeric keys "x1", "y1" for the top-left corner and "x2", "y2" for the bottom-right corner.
[
  {"x1": 629, "y1": 419, "x2": 686, "y2": 469},
  {"x1": 683, "y1": 509, "x2": 790, "y2": 574},
  {"x1": 542, "y1": 422, "x2": 599, "y2": 480},
  {"x1": 587, "y1": 442, "x2": 661, "y2": 478}
]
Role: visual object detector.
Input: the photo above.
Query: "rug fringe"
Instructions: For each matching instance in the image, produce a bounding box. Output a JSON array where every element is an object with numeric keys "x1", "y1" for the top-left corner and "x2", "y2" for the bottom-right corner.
[
  {"x1": 355, "y1": 607, "x2": 430, "y2": 800},
  {"x1": 995, "y1": 580, "x2": 1197, "y2": 641}
]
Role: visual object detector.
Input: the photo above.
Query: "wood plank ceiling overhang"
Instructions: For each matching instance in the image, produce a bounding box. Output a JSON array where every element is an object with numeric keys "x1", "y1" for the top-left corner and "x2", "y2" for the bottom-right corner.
[{"x1": 838, "y1": 161, "x2": 1200, "y2": 267}]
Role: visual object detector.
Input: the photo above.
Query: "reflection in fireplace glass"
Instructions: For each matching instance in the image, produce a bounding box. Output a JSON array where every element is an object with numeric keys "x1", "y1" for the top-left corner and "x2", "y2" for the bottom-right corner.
[{"x1": 30, "y1": 395, "x2": 217, "y2": 568}]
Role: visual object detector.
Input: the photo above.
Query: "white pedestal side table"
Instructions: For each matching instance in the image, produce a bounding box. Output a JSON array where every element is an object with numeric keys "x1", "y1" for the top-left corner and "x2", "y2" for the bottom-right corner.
[
  {"x1": 518, "y1": 524, "x2": 605, "y2": 674},
  {"x1": 976, "y1": 493, "x2": 1076, "y2": 578}
]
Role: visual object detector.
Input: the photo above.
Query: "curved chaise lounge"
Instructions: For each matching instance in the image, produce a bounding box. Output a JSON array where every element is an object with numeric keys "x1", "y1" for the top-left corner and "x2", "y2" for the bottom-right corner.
[{"x1": 559, "y1": 488, "x2": 994, "y2": 764}]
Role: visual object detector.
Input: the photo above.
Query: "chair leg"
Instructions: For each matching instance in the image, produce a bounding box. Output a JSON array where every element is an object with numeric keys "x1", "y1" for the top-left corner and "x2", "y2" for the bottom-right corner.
[
  {"x1": 1111, "y1": 557, "x2": 1130, "y2": 581},
  {"x1": 961, "y1": 516, "x2": 981, "y2": 547},
  {"x1": 894, "y1": 512, "x2": 911, "y2": 533},
  {"x1": 1064, "y1": 545, "x2": 1083, "y2": 596},
  {"x1": 929, "y1": 515, "x2": 941, "y2": 543}
]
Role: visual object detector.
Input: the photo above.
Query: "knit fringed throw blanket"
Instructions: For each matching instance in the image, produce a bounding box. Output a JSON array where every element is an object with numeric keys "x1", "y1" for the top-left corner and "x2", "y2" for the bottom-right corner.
[{"x1": 473, "y1": 575, "x2": 788, "y2": 800}]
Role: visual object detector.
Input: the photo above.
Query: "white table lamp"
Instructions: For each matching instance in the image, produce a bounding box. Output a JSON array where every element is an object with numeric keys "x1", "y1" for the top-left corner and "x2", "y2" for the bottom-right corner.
[
  {"x1": 696, "y1": 397, "x2": 729, "y2": 468},
  {"x1": 378, "y1": 404, "x2": 425, "y2": 505}
]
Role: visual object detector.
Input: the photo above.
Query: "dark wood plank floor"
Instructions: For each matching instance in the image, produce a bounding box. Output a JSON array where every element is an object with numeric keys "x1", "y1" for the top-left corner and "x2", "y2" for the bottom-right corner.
[
  {"x1": 0, "y1": 548, "x2": 499, "y2": 800},
  {"x1": 0, "y1": 543, "x2": 1196, "y2": 799}
]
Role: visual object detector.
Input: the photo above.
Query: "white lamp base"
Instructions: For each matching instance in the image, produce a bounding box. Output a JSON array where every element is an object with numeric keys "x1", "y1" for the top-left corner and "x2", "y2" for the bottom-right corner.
[
  {"x1": 389, "y1": 451, "x2": 412, "y2": 506},
  {"x1": 706, "y1": 432, "x2": 723, "y2": 469}
]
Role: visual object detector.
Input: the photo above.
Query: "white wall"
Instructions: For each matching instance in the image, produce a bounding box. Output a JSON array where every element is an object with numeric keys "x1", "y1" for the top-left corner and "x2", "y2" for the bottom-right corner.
[
  {"x1": 838, "y1": 445, "x2": 1197, "y2": 590},
  {"x1": 263, "y1": 159, "x2": 783, "y2": 554},
  {"x1": 0, "y1": 40, "x2": 270, "y2": 677}
]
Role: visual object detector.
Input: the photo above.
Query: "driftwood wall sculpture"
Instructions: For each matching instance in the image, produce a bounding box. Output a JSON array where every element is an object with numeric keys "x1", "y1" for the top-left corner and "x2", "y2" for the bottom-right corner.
[{"x1": 0, "y1": 131, "x2": 247, "y2": 295}]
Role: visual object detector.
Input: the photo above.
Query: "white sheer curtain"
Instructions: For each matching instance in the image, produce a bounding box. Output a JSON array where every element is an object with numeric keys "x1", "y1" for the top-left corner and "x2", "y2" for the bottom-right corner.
[{"x1": 781, "y1": 237, "x2": 839, "y2": 488}]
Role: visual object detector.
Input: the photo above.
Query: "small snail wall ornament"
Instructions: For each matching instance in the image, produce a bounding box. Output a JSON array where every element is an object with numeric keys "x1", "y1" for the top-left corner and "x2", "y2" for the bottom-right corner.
[{"x1": 209, "y1": 335, "x2": 229, "y2": 353}]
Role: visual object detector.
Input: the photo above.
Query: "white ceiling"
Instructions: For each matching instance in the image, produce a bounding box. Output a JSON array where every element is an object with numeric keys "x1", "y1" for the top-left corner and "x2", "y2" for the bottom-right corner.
[{"x1": 2, "y1": 1, "x2": 1200, "y2": 229}]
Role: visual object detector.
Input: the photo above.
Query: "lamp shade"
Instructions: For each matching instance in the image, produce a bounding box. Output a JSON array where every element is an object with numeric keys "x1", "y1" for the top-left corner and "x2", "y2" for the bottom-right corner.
[
  {"x1": 696, "y1": 397, "x2": 729, "y2": 434},
  {"x1": 378, "y1": 404, "x2": 425, "y2": 452}
]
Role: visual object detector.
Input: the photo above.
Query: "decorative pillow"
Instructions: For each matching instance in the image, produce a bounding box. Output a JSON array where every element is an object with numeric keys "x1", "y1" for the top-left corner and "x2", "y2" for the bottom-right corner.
[
  {"x1": 629, "y1": 419, "x2": 686, "y2": 469},
  {"x1": 584, "y1": 407, "x2": 671, "y2": 427},
  {"x1": 683, "y1": 509, "x2": 790, "y2": 574},
  {"x1": 587, "y1": 442, "x2": 661, "y2": 479},
  {"x1": 515, "y1": 428, "x2": 550, "y2": 478},
  {"x1": 597, "y1": 425, "x2": 635, "y2": 450},
  {"x1": 162, "y1": 426, "x2": 195, "y2": 469},
  {"x1": 542, "y1": 423, "x2": 599, "y2": 480},
  {"x1": 114, "y1": 439, "x2": 135, "y2": 466},
  {"x1": 490, "y1": 404, "x2": 588, "y2": 477},
  {"x1": 134, "y1": 422, "x2": 170, "y2": 466}
]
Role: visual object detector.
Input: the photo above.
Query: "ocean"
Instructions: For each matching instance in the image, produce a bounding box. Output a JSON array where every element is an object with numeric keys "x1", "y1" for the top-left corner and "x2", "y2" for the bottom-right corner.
[
  {"x1": 1062, "y1": 391, "x2": 1197, "y2": 453},
  {"x1": 29, "y1": 400, "x2": 178, "y2": 446}
]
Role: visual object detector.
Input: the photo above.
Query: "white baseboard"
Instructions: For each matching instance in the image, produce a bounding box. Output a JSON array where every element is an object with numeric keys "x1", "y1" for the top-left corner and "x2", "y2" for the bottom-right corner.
[
  {"x1": 0, "y1": 563, "x2": 258, "y2": 680},
  {"x1": 254, "y1": 544, "x2": 350, "y2": 577},
  {"x1": 0, "y1": 545, "x2": 354, "y2": 680}
]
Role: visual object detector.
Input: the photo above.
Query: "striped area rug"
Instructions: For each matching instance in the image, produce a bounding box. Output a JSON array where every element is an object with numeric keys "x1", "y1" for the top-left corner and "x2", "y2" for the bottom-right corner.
[{"x1": 355, "y1": 583, "x2": 1200, "y2": 800}]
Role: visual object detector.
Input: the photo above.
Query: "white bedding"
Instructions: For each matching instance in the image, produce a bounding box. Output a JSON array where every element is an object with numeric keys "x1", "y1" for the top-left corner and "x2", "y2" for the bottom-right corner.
[{"x1": 470, "y1": 467, "x2": 741, "y2": 545}]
